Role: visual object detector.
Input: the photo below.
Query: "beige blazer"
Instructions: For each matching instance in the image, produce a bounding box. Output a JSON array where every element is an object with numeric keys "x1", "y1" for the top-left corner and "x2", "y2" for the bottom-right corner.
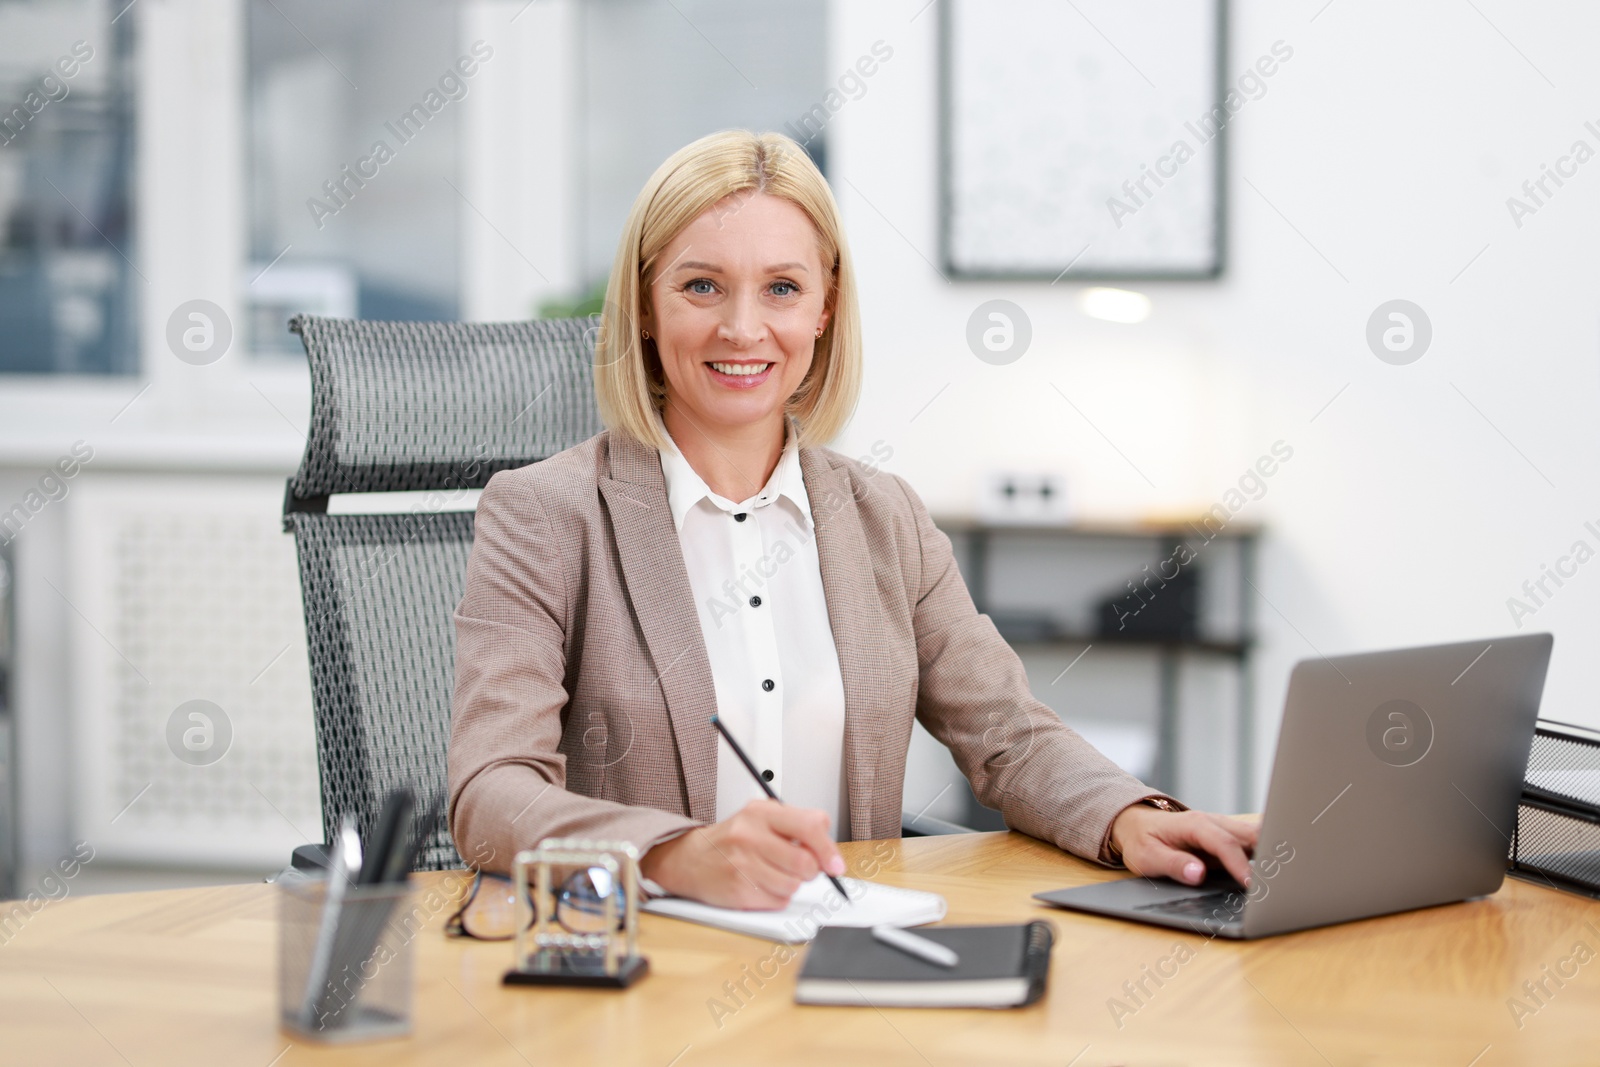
[{"x1": 447, "y1": 430, "x2": 1160, "y2": 873}]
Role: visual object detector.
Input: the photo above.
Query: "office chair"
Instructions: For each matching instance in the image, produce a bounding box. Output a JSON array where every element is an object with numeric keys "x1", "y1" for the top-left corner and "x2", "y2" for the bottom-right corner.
[
  {"x1": 282, "y1": 313, "x2": 603, "y2": 870},
  {"x1": 282, "y1": 313, "x2": 972, "y2": 873}
]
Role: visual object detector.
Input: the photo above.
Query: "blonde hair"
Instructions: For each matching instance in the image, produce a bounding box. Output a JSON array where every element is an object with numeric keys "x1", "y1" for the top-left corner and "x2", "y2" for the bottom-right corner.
[{"x1": 593, "y1": 129, "x2": 862, "y2": 452}]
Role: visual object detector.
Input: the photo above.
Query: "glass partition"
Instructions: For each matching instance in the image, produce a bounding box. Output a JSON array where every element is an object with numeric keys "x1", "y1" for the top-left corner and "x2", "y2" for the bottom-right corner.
[
  {"x1": 246, "y1": 0, "x2": 463, "y2": 357},
  {"x1": 0, "y1": 0, "x2": 136, "y2": 375}
]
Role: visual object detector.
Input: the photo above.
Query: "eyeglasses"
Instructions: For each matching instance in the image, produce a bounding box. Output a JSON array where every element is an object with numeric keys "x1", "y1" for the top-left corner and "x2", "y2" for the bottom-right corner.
[{"x1": 446, "y1": 868, "x2": 625, "y2": 941}]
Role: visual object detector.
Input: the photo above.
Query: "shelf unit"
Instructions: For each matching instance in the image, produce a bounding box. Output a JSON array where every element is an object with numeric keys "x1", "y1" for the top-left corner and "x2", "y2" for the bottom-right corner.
[{"x1": 936, "y1": 517, "x2": 1260, "y2": 818}]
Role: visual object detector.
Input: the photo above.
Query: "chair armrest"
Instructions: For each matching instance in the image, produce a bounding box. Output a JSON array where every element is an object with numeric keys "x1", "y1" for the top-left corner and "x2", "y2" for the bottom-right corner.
[
  {"x1": 901, "y1": 810, "x2": 979, "y2": 837},
  {"x1": 290, "y1": 842, "x2": 333, "y2": 871}
]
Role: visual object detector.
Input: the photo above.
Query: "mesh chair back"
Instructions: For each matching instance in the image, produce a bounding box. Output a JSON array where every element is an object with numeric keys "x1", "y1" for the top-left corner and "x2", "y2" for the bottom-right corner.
[
  {"x1": 288, "y1": 315, "x2": 602, "y2": 500},
  {"x1": 285, "y1": 315, "x2": 603, "y2": 871}
]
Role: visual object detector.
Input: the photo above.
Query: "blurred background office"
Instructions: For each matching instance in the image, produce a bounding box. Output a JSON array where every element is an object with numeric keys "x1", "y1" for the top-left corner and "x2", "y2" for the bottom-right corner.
[{"x1": 1, "y1": 0, "x2": 1595, "y2": 896}]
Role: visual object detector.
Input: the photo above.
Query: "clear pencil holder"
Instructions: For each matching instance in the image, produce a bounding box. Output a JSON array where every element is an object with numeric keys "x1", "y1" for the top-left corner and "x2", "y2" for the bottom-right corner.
[{"x1": 278, "y1": 872, "x2": 417, "y2": 1043}]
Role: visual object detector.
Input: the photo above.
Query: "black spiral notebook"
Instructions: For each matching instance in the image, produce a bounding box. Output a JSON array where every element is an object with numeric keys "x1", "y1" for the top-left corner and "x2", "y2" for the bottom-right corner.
[{"x1": 794, "y1": 922, "x2": 1054, "y2": 1008}]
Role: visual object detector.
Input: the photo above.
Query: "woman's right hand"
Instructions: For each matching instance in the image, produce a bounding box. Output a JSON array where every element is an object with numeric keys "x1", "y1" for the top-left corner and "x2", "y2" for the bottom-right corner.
[{"x1": 639, "y1": 798, "x2": 846, "y2": 909}]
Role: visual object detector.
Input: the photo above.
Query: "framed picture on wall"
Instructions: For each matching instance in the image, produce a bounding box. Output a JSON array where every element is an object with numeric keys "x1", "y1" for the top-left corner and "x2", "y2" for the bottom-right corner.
[{"x1": 941, "y1": 0, "x2": 1229, "y2": 279}]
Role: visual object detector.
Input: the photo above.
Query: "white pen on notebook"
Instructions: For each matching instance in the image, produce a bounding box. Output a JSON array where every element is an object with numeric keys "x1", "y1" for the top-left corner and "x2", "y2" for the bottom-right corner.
[{"x1": 871, "y1": 923, "x2": 959, "y2": 968}]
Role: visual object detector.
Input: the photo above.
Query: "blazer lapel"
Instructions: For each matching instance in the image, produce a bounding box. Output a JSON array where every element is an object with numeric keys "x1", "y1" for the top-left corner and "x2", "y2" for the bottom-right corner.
[
  {"x1": 801, "y1": 447, "x2": 885, "y2": 842},
  {"x1": 598, "y1": 432, "x2": 718, "y2": 823}
]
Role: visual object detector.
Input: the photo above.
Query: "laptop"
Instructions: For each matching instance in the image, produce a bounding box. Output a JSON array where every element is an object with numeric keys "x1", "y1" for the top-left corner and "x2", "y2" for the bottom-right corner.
[{"x1": 1034, "y1": 633, "x2": 1553, "y2": 939}]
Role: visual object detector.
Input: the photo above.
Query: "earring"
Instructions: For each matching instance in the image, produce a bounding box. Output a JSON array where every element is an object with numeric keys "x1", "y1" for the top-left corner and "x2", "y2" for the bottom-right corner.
[
  {"x1": 815, "y1": 326, "x2": 824, "y2": 337},
  {"x1": 642, "y1": 330, "x2": 650, "y2": 340}
]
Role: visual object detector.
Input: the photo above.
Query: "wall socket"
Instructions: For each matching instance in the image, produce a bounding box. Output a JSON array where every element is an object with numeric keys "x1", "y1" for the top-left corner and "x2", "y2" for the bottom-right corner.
[{"x1": 977, "y1": 470, "x2": 1071, "y2": 525}]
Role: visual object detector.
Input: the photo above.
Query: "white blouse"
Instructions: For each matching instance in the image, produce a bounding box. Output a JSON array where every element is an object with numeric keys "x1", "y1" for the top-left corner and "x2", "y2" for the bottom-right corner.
[{"x1": 658, "y1": 420, "x2": 851, "y2": 841}]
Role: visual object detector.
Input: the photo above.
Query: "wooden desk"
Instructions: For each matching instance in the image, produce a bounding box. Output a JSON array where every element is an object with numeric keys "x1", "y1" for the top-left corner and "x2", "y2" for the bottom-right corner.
[{"x1": 2, "y1": 832, "x2": 1597, "y2": 1066}]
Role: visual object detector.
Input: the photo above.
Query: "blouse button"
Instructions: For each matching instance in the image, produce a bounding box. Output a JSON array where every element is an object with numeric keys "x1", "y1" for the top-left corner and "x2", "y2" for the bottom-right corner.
[
  {"x1": 749, "y1": 595, "x2": 762, "y2": 608},
  {"x1": 761, "y1": 679, "x2": 775, "y2": 692},
  {"x1": 734, "y1": 513, "x2": 748, "y2": 522},
  {"x1": 761, "y1": 769, "x2": 775, "y2": 782}
]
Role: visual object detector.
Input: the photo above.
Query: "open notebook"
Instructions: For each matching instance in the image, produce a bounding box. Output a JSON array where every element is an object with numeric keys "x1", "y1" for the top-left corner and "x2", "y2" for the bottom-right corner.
[{"x1": 642, "y1": 876, "x2": 947, "y2": 943}]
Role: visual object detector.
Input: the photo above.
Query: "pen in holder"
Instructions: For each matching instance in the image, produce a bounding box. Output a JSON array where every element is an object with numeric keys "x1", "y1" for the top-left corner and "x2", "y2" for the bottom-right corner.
[
  {"x1": 503, "y1": 838, "x2": 649, "y2": 988},
  {"x1": 278, "y1": 870, "x2": 416, "y2": 1043}
]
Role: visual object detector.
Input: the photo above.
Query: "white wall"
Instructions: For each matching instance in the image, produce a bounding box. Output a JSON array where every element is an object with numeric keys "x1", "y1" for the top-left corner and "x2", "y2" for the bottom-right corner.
[
  {"x1": 827, "y1": 0, "x2": 1600, "y2": 804},
  {"x1": 460, "y1": 0, "x2": 581, "y2": 321}
]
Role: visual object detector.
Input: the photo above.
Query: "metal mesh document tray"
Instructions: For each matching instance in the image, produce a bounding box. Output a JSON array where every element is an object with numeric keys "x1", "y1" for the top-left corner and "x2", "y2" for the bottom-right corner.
[{"x1": 1509, "y1": 719, "x2": 1600, "y2": 899}]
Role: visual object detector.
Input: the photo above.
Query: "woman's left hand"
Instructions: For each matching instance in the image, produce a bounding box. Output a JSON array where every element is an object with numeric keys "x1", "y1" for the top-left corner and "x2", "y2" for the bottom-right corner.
[{"x1": 1108, "y1": 804, "x2": 1259, "y2": 887}]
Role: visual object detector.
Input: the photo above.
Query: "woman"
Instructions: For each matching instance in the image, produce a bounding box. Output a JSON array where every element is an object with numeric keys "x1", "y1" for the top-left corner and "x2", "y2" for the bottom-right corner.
[{"x1": 448, "y1": 129, "x2": 1257, "y2": 908}]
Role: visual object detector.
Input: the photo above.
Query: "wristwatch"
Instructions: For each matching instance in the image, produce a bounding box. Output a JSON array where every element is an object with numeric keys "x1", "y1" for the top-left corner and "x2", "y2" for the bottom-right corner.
[{"x1": 1103, "y1": 794, "x2": 1186, "y2": 866}]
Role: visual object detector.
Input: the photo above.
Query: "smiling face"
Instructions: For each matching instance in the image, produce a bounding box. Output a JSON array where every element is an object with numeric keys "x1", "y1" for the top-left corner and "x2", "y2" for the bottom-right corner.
[{"x1": 641, "y1": 190, "x2": 832, "y2": 447}]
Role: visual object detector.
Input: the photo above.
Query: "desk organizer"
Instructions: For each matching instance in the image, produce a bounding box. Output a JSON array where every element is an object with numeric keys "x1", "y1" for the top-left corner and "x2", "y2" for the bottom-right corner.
[
  {"x1": 1509, "y1": 719, "x2": 1600, "y2": 899},
  {"x1": 278, "y1": 872, "x2": 416, "y2": 1043}
]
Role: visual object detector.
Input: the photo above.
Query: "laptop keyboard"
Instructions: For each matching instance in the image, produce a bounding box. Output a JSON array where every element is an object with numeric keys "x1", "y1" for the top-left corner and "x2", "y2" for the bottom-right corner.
[{"x1": 1135, "y1": 890, "x2": 1247, "y2": 923}]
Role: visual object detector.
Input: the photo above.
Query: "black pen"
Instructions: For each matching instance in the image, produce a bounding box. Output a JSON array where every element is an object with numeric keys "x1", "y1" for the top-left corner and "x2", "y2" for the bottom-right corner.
[
  {"x1": 359, "y1": 786, "x2": 414, "y2": 885},
  {"x1": 710, "y1": 713, "x2": 851, "y2": 904}
]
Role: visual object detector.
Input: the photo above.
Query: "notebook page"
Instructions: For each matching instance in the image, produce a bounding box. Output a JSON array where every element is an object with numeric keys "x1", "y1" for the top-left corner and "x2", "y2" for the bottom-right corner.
[{"x1": 642, "y1": 876, "x2": 947, "y2": 943}]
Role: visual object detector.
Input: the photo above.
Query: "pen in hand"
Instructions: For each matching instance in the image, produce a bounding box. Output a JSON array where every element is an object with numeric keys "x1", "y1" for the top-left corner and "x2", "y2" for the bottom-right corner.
[{"x1": 710, "y1": 714, "x2": 852, "y2": 905}]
